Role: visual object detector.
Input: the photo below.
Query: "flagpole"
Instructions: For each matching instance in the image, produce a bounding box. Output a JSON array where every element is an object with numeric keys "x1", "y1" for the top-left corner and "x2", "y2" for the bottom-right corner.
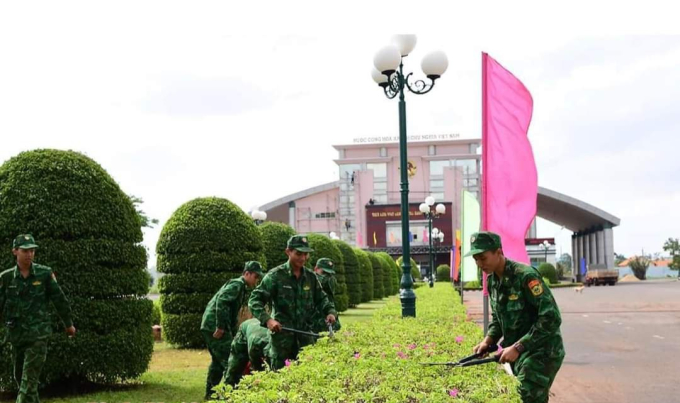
[{"x1": 481, "y1": 52, "x2": 490, "y2": 334}]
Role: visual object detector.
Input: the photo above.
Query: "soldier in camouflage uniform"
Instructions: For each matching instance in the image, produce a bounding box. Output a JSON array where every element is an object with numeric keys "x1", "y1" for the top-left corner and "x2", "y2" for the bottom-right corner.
[
  {"x1": 310, "y1": 258, "x2": 341, "y2": 333},
  {"x1": 200, "y1": 261, "x2": 264, "y2": 400},
  {"x1": 469, "y1": 232, "x2": 565, "y2": 403},
  {"x1": 224, "y1": 318, "x2": 270, "y2": 388},
  {"x1": 0, "y1": 234, "x2": 75, "y2": 403},
  {"x1": 248, "y1": 235, "x2": 337, "y2": 370}
]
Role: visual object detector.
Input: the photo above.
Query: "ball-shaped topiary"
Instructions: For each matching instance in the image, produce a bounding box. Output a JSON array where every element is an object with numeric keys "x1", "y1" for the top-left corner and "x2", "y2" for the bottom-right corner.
[
  {"x1": 353, "y1": 248, "x2": 373, "y2": 302},
  {"x1": 306, "y1": 234, "x2": 348, "y2": 312},
  {"x1": 332, "y1": 240, "x2": 361, "y2": 308},
  {"x1": 375, "y1": 252, "x2": 398, "y2": 296},
  {"x1": 0, "y1": 149, "x2": 153, "y2": 388},
  {"x1": 366, "y1": 252, "x2": 384, "y2": 299},
  {"x1": 396, "y1": 256, "x2": 421, "y2": 281},
  {"x1": 157, "y1": 197, "x2": 264, "y2": 348},
  {"x1": 537, "y1": 263, "x2": 559, "y2": 285},
  {"x1": 436, "y1": 264, "x2": 451, "y2": 282},
  {"x1": 258, "y1": 221, "x2": 296, "y2": 269}
]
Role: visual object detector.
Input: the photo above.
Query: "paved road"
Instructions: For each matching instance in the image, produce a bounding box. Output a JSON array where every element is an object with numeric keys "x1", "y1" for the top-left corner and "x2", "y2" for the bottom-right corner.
[{"x1": 463, "y1": 279, "x2": 680, "y2": 403}]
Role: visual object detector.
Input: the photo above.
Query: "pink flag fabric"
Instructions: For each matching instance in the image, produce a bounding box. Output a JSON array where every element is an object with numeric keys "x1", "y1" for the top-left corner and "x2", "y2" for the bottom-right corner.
[{"x1": 481, "y1": 53, "x2": 537, "y2": 265}]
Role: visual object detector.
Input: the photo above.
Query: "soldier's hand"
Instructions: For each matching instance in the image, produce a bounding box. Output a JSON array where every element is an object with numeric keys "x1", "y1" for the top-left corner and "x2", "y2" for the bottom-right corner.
[
  {"x1": 499, "y1": 345, "x2": 520, "y2": 364},
  {"x1": 473, "y1": 336, "x2": 495, "y2": 356},
  {"x1": 325, "y1": 314, "x2": 336, "y2": 325},
  {"x1": 266, "y1": 319, "x2": 282, "y2": 333},
  {"x1": 65, "y1": 326, "x2": 76, "y2": 337},
  {"x1": 213, "y1": 328, "x2": 225, "y2": 339}
]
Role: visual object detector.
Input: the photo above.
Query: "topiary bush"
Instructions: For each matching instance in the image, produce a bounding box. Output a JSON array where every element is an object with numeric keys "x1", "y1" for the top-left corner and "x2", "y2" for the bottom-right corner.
[
  {"x1": 375, "y1": 252, "x2": 398, "y2": 296},
  {"x1": 258, "y1": 221, "x2": 296, "y2": 269},
  {"x1": 0, "y1": 149, "x2": 153, "y2": 388},
  {"x1": 436, "y1": 264, "x2": 451, "y2": 282},
  {"x1": 353, "y1": 248, "x2": 373, "y2": 302},
  {"x1": 366, "y1": 252, "x2": 384, "y2": 299},
  {"x1": 157, "y1": 197, "x2": 264, "y2": 348},
  {"x1": 333, "y1": 240, "x2": 361, "y2": 308},
  {"x1": 306, "y1": 234, "x2": 348, "y2": 312},
  {"x1": 152, "y1": 299, "x2": 162, "y2": 326},
  {"x1": 396, "y1": 256, "x2": 421, "y2": 281},
  {"x1": 537, "y1": 263, "x2": 558, "y2": 285}
]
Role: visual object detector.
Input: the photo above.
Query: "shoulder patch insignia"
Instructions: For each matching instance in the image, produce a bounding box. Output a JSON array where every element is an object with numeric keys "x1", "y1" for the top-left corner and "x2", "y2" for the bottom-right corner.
[
  {"x1": 508, "y1": 294, "x2": 518, "y2": 300},
  {"x1": 528, "y1": 279, "x2": 543, "y2": 296}
]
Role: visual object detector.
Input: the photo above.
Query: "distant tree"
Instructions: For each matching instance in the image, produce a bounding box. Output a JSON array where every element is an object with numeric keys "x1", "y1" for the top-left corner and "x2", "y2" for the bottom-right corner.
[
  {"x1": 629, "y1": 256, "x2": 651, "y2": 280},
  {"x1": 129, "y1": 195, "x2": 159, "y2": 228},
  {"x1": 614, "y1": 253, "x2": 627, "y2": 266},
  {"x1": 662, "y1": 238, "x2": 680, "y2": 271},
  {"x1": 558, "y1": 253, "x2": 572, "y2": 270}
]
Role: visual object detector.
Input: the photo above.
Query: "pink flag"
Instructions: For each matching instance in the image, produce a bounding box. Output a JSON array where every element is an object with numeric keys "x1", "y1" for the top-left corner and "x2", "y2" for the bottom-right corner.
[{"x1": 481, "y1": 53, "x2": 537, "y2": 265}]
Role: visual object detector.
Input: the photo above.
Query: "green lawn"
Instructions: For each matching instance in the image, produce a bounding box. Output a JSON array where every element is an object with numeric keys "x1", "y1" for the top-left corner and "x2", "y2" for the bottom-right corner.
[{"x1": 0, "y1": 300, "x2": 390, "y2": 403}]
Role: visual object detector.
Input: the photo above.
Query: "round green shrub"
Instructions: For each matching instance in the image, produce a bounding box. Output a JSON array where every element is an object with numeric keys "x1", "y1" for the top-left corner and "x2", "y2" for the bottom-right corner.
[
  {"x1": 259, "y1": 221, "x2": 296, "y2": 269},
  {"x1": 157, "y1": 197, "x2": 264, "y2": 347},
  {"x1": 436, "y1": 264, "x2": 451, "y2": 282},
  {"x1": 152, "y1": 300, "x2": 162, "y2": 326},
  {"x1": 0, "y1": 149, "x2": 152, "y2": 388},
  {"x1": 537, "y1": 263, "x2": 559, "y2": 284},
  {"x1": 306, "y1": 234, "x2": 348, "y2": 312},
  {"x1": 542, "y1": 277, "x2": 552, "y2": 288},
  {"x1": 366, "y1": 252, "x2": 384, "y2": 299},
  {"x1": 375, "y1": 252, "x2": 398, "y2": 296},
  {"x1": 332, "y1": 240, "x2": 361, "y2": 308},
  {"x1": 396, "y1": 256, "x2": 421, "y2": 281},
  {"x1": 353, "y1": 248, "x2": 373, "y2": 302}
]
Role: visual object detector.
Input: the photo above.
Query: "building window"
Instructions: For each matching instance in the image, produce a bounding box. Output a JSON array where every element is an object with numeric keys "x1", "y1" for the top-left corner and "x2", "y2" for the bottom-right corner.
[
  {"x1": 431, "y1": 192, "x2": 445, "y2": 202},
  {"x1": 455, "y1": 159, "x2": 477, "y2": 174},
  {"x1": 348, "y1": 194, "x2": 355, "y2": 204},
  {"x1": 430, "y1": 179, "x2": 444, "y2": 188},
  {"x1": 373, "y1": 182, "x2": 387, "y2": 190},
  {"x1": 380, "y1": 147, "x2": 387, "y2": 157},
  {"x1": 464, "y1": 178, "x2": 478, "y2": 187},
  {"x1": 428, "y1": 145, "x2": 436, "y2": 155},
  {"x1": 314, "y1": 212, "x2": 336, "y2": 219},
  {"x1": 339, "y1": 164, "x2": 361, "y2": 180},
  {"x1": 429, "y1": 160, "x2": 451, "y2": 176},
  {"x1": 373, "y1": 194, "x2": 387, "y2": 203},
  {"x1": 367, "y1": 163, "x2": 387, "y2": 178}
]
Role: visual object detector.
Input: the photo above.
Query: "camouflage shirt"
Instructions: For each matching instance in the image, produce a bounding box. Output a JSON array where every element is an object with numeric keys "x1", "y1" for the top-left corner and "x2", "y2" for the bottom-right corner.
[
  {"x1": 315, "y1": 273, "x2": 337, "y2": 305},
  {"x1": 0, "y1": 263, "x2": 73, "y2": 344},
  {"x1": 487, "y1": 259, "x2": 563, "y2": 352},
  {"x1": 200, "y1": 276, "x2": 248, "y2": 336},
  {"x1": 249, "y1": 261, "x2": 337, "y2": 331},
  {"x1": 239, "y1": 318, "x2": 269, "y2": 354}
]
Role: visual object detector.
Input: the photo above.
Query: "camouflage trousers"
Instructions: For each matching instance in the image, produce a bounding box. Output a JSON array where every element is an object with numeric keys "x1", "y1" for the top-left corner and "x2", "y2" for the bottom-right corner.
[
  {"x1": 12, "y1": 339, "x2": 48, "y2": 403},
  {"x1": 225, "y1": 332, "x2": 268, "y2": 387},
  {"x1": 202, "y1": 331, "x2": 233, "y2": 400},
  {"x1": 268, "y1": 331, "x2": 314, "y2": 371},
  {"x1": 512, "y1": 350, "x2": 564, "y2": 403}
]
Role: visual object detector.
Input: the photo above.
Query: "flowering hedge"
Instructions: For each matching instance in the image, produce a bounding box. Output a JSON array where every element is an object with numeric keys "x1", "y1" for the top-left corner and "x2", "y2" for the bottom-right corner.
[{"x1": 216, "y1": 284, "x2": 520, "y2": 402}]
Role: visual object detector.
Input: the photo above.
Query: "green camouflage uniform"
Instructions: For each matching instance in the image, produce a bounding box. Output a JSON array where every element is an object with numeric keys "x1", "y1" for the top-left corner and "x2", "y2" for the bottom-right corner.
[
  {"x1": 200, "y1": 261, "x2": 263, "y2": 399},
  {"x1": 310, "y1": 258, "x2": 341, "y2": 333},
  {"x1": 225, "y1": 318, "x2": 270, "y2": 387},
  {"x1": 470, "y1": 232, "x2": 565, "y2": 403},
  {"x1": 248, "y1": 236, "x2": 337, "y2": 370},
  {"x1": 0, "y1": 235, "x2": 73, "y2": 403}
]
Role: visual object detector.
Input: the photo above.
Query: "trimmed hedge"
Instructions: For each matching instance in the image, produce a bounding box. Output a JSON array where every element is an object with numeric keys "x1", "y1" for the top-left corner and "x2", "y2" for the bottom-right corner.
[
  {"x1": 537, "y1": 263, "x2": 559, "y2": 285},
  {"x1": 436, "y1": 264, "x2": 451, "y2": 282},
  {"x1": 332, "y1": 240, "x2": 362, "y2": 308},
  {"x1": 375, "y1": 252, "x2": 398, "y2": 296},
  {"x1": 157, "y1": 197, "x2": 264, "y2": 347},
  {"x1": 258, "y1": 221, "x2": 296, "y2": 269},
  {"x1": 306, "y1": 234, "x2": 348, "y2": 312},
  {"x1": 216, "y1": 284, "x2": 521, "y2": 402},
  {"x1": 0, "y1": 149, "x2": 152, "y2": 388},
  {"x1": 396, "y1": 256, "x2": 421, "y2": 281},
  {"x1": 366, "y1": 251, "x2": 384, "y2": 299},
  {"x1": 353, "y1": 248, "x2": 373, "y2": 302}
]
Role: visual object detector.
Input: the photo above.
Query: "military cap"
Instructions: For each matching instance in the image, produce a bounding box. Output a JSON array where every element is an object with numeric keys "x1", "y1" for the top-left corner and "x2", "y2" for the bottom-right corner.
[
  {"x1": 465, "y1": 231, "x2": 502, "y2": 257},
  {"x1": 315, "y1": 258, "x2": 335, "y2": 274},
  {"x1": 244, "y1": 261, "x2": 265, "y2": 276},
  {"x1": 287, "y1": 235, "x2": 314, "y2": 253},
  {"x1": 13, "y1": 234, "x2": 39, "y2": 250}
]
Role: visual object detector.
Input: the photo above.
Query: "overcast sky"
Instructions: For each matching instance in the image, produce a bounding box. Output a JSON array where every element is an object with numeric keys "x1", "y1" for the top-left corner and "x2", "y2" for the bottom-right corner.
[{"x1": 1, "y1": 1, "x2": 678, "y2": 264}]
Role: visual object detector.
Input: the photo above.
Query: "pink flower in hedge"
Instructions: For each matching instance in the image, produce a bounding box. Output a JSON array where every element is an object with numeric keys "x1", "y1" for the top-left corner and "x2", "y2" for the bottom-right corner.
[
  {"x1": 393, "y1": 343, "x2": 401, "y2": 348},
  {"x1": 455, "y1": 336, "x2": 464, "y2": 343},
  {"x1": 407, "y1": 343, "x2": 417, "y2": 350},
  {"x1": 354, "y1": 353, "x2": 361, "y2": 359},
  {"x1": 448, "y1": 388, "x2": 459, "y2": 397},
  {"x1": 397, "y1": 351, "x2": 408, "y2": 359},
  {"x1": 423, "y1": 343, "x2": 430, "y2": 350},
  {"x1": 284, "y1": 359, "x2": 291, "y2": 367}
]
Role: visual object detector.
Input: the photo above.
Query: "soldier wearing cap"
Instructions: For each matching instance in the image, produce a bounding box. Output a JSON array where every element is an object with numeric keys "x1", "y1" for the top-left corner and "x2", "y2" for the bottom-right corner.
[
  {"x1": 0, "y1": 234, "x2": 75, "y2": 403},
  {"x1": 201, "y1": 260, "x2": 264, "y2": 400},
  {"x1": 224, "y1": 318, "x2": 271, "y2": 388},
  {"x1": 468, "y1": 231, "x2": 564, "y2": 403},
  {"x1": 310, "y1": 258, "x2": 342, "y2": 333},
  {"x1": 248, "y1": 235, "x2": 337, "y2": 370}
]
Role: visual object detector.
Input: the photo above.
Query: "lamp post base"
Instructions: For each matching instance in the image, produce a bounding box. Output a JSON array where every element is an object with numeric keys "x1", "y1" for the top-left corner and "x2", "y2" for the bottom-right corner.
[{"x1": 399, "y1": 288, "x2": 416, "y2": 317}]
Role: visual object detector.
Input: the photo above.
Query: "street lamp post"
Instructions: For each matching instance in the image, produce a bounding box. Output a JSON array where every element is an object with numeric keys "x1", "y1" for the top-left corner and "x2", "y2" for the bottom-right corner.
[
  {"x1": 251, "y1": 210, "x2": 267, "y2": 226},
  {"x1": 372, "y1": 35, "x2": 448, "y2": 317},
  {"x1": 540, "y1": 240, "x2": 551, "y2": 263},
  {"x1": 420, "y1": 197, "x2": 446, "y2": 288}
]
